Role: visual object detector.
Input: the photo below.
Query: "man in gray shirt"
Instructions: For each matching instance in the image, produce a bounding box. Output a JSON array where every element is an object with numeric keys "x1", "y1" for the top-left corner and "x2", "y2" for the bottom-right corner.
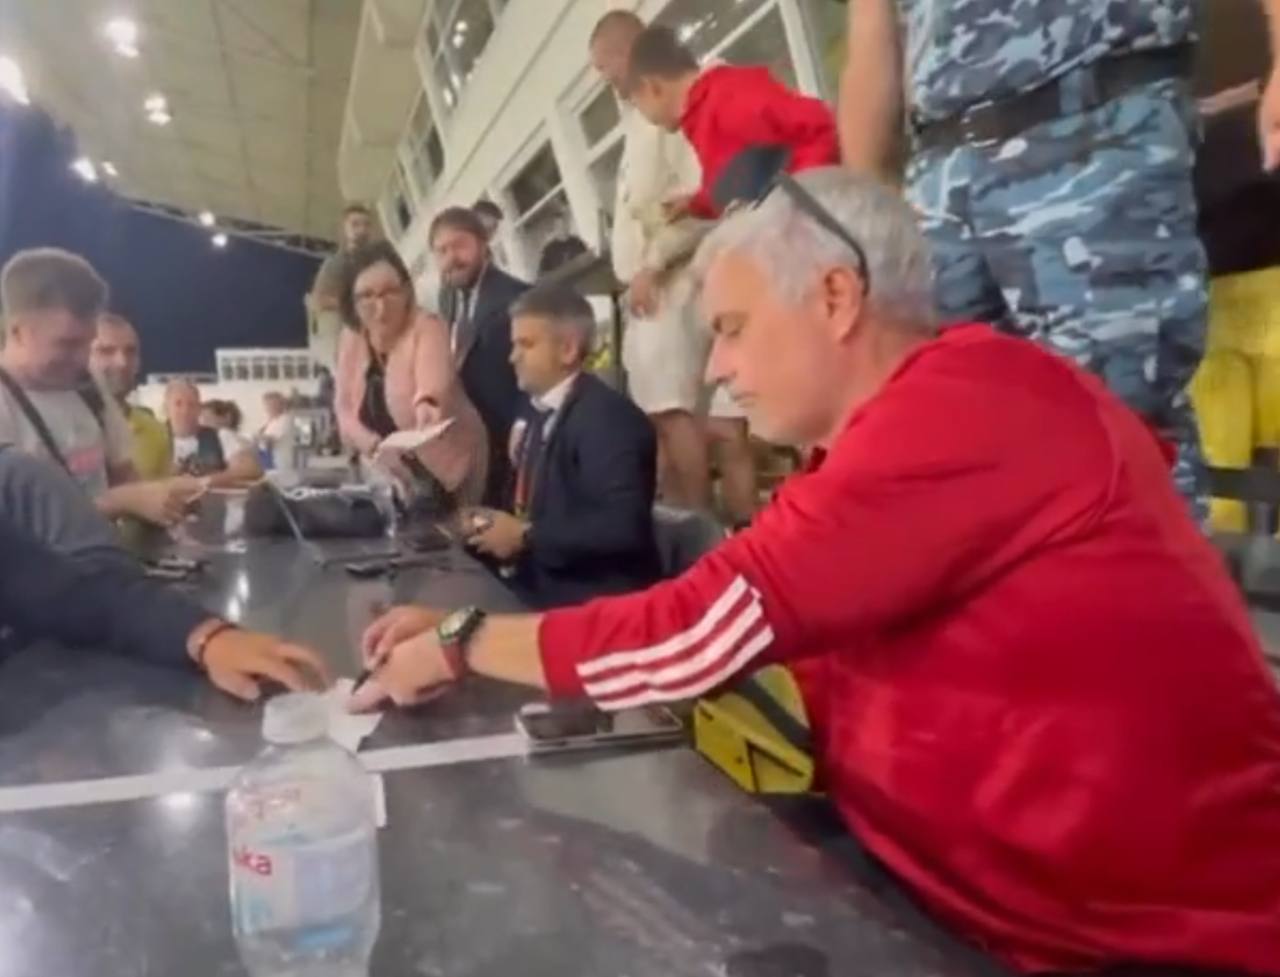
[{"x1": 0, "y1": 248, "x2": 202, "y2": 527}]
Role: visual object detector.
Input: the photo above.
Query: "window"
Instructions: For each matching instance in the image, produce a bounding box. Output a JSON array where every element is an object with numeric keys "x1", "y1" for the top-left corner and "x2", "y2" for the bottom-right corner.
[
  {"x1": 422, "y1": 0, "x2": 506, "y2": 115},
  {"x1": 382, "y1": 161, "x2": 414, "y2": 238},
  {"x1": 802, "y1": 0, "x2": 848, "y2": 98},
  {"x1": 508, "y1": 143, "x2": 563, "y2": 216},
  {"x1": 720, "y1": 6, "x2": 797, "y2": 89},
  {"x1": 505, "y1": 141, "x2": 570, "y2": 273},
  {"x1": 578, "y1": 86, "x2": 621, "y2": 149},
  {"x1": 655, "y1": 0, "x2": 773, "y2": 62},
  {"x1": 404, "y1": 95, "x2": 446, "y2": 201},
  {"x1": 589, "y1": 139, "x2": 625, "y2": 220}
]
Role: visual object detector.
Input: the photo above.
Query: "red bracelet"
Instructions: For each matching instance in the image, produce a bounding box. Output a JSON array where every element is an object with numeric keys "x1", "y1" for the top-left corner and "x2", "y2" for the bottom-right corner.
[{"x1": 189, "y1": 620, "x2": 237, "y2": 669}]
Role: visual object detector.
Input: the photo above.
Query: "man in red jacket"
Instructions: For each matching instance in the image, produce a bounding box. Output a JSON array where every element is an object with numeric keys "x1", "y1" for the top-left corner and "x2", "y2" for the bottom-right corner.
[
  {"x1": 352, "y1": 168, "x2": 1280, "y2": 975},
  {"x1": 624, "y1": 25, "x2": 839, "y2": 219}
]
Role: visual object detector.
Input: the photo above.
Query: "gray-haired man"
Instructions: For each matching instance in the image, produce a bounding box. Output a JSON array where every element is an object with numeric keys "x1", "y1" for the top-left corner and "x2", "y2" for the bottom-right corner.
[{"x1": 354, "y1": 169, "x2": 1280, "y2": 974}]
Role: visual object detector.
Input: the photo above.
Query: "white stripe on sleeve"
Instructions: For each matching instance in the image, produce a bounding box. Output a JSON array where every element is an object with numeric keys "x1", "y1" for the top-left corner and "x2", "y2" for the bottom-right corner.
[
  {"x1": 592, "y1": 623, "x2": 775, "y2": 711},
  {"x1": 577, "y1": 575, "x2": 752, "y2": 679}
]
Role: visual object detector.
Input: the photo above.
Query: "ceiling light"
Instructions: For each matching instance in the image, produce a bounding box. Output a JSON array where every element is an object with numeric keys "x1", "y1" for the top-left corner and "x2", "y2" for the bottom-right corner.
[
  {"x1": 101, "y1": 161, "x2": 119, "y2": 178},
  {"x1": 147, "y1": 108, "x2": 171, "y2": 126},
  {"x1": 143, "y1": 92, "x2": 167, "y2": 113},
  {"x1": 198, "y1": 210, "x2": 215, "y2": 227},
  {"x1": 212, "y1": 232, "x2": 228, "y2": 249},
  {"x1": 455, "y1": 19, "x2": 469, "y2": 31},
  {"x1": 0, "y1": 56, "x2": 30, "y2": 105},
  {"x1": 70, "y1": 157, "x2": 99, "y2": 183},
  {"x1": 104, "y1": 17, "x2": 140, "y2": 58}
]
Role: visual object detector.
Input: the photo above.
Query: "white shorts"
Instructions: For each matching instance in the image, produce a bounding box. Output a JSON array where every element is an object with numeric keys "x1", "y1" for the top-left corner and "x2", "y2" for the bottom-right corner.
[{"x1": 622, "y1": 273, "x2": 742, "y2": 420}]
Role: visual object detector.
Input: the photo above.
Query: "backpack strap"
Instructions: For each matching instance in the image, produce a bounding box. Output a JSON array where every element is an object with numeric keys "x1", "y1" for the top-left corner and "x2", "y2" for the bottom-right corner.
[{"x1": 78, "y1": 383, "x2": 107, "y2": 433}]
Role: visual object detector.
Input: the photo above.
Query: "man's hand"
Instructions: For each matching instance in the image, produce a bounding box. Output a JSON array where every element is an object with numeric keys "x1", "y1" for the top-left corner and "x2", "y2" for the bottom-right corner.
[
  {"x1": 626, "y1": 268, "x2": 662, "y2": 318},
  {"x1": 466, "y1": 509, "x2": 529, "y2": 561},
  {"x1": 120, "y1": 476, "x2": 206, "y2": 527},
  {"x1": 201, "y1": 628, "x2": 330, "y2": 701},
  {"x1": 1260, "y1": 66, "x2": 1280, "y2": 171},
  {"x1": 361, "y1": 605, "x2": 448, "y2": 667},
  {"x1": 661, "y1": 194, "x2": 694, "y2": 223},
  {"x1": 348, "y1": 631, "x2": 457, "y2": 712}
]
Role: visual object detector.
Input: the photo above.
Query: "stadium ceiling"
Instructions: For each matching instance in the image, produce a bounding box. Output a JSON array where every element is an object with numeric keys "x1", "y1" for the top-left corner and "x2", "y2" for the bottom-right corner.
[{"x1": 1, "y1": 0, "x2": 363, "y2": 252}]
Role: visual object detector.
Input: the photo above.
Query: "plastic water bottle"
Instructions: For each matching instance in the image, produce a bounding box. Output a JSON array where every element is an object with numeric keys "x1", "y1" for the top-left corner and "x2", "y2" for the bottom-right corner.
[{"x1": 225, "y1": 693, "x2": 381, "y2": 977}]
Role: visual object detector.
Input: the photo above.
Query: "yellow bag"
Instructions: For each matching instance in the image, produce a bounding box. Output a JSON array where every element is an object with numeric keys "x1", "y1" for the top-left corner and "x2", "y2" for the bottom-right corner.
[
  {"x1": 693, "y1": 665, "x2": 815, "y2": 795},
  {"x1": 1191, "y1": 349, "x2": 1254, "y2": 532},
  {"x1": 1255, "y1": 356, "x2": 1280, "y2": 450},
  {"x1": 1208, "y1": 268, "x2": 1280, "y2": 359}
]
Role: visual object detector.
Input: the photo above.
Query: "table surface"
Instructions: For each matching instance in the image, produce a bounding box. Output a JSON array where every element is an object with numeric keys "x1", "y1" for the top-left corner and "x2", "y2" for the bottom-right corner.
[{"x1": 8, "y1": 507, "x2": 1265, "y2": 976}]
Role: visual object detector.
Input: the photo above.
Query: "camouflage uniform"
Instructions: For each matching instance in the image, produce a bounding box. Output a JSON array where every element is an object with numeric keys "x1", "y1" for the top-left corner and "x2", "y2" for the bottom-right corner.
[{"x1": 901, "y1": 0, "x2": 1207, "y2": 512}]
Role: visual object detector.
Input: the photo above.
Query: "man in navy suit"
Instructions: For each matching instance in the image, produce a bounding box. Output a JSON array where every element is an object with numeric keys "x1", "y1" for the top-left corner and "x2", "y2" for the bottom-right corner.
[
  {"x1": 464, "y1": 284, "x2": 660, "y2": 609},
  {"x1": 431, "y1": 207, "x2": 530, "y2": 505}
]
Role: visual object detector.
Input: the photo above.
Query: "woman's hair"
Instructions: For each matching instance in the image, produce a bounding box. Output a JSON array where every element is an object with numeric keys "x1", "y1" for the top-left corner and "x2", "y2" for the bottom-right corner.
[
  {"x1": 202, "y1": 399, "x2": 243, "y2": 431},
  {"x1": 339, "y1": 240, "x2": 413, "y2": 329}
]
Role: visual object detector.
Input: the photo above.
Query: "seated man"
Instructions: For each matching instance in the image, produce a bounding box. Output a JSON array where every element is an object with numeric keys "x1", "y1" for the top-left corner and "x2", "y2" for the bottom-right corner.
[
  {"x1": 90, "y1": 313, "x2": 172, "y2": 481},
  {"x1": 164, "y1": 380, "x2": 263, "y2": 487},
  {"x1": 464, "y1": 284, "x2": 660, "y2": 609},
  {"x1": 0, "y1": 495, "x2": 327, "y2": 702},
  {"x1": 626, "y1": 25, "x2": 838, "y2": 220},
  {"x1": 0, "y1": 248, "x2": 203, "y2": 526},
  {"x1": 353, "y1": 170, "x2": 1280, "y2": 973}
]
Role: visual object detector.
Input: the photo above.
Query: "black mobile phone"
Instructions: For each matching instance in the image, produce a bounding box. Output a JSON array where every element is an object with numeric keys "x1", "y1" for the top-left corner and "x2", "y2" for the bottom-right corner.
[
  {"x1": 515, "y1": 702, "x2": 684, "y2": 752},
  {"x1": 343, "y1": 559, "x2": 391, "y2": 579}
]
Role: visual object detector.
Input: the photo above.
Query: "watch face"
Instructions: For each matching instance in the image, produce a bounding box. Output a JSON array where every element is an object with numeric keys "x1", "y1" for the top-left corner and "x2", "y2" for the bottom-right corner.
[{"x1": 438, "y1": 607, "x2": 474, "y2": 643}]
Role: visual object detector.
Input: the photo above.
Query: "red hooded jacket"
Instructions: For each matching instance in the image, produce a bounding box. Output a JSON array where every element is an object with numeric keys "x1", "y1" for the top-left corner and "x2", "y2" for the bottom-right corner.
[
  {"x1": 539, "y1": 325, "x2": 1280, "y2": 974},
  {"x1": 680, "y1": 64, "x2": 840, "y2": 218}
]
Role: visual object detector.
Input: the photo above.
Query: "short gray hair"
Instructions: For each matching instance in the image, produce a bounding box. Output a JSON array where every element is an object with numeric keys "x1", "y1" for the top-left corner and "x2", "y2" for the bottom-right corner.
[
  {"x1": 509, "y1": 283, "x2": 596, "y2": 362},
  {"x1": 694, "y1": 168, "x2": 936, "y2": 332}
]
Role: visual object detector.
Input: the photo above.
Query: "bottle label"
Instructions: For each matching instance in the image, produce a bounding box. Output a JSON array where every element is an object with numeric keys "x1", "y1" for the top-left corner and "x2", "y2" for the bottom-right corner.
[{"x1": 228, "y1": 782, "x2": 374, "y2": 938}]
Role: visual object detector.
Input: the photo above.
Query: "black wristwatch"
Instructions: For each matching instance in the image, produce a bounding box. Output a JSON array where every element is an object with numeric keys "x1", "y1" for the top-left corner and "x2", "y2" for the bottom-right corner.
[{"x1": 437, "y1": 606, "x2": 486, "y2": 679}]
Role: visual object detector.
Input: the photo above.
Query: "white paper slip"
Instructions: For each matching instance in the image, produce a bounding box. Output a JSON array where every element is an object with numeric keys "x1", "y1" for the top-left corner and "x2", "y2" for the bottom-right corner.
[
  {"x1": 326, "y1": 678, "x2": 383, "y2": 751},
  {"x1": 377, "y1": 418, "x2": 456, "y2": 453}
]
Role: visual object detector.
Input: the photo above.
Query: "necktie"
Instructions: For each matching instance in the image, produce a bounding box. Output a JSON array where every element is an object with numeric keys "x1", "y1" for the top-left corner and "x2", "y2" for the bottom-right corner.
[
  {"x1": 451, "y1": 287, "x2": 474, "y2": 359},
  {"x1": 513, "y1": 409, "x2": 549, "y2": 516}
]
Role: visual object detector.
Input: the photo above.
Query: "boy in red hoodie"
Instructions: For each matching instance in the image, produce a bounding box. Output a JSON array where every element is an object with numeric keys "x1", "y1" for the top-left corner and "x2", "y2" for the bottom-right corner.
[{"x1": 625, "y1": 25, "x2": 840, "y2": 219}]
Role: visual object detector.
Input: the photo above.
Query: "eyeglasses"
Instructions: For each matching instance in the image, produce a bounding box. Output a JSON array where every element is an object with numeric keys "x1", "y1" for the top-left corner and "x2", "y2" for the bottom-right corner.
[
  {"x1": 354, "y1": 285, "x2": 406, "y2": 308},
  {"x1": 712, "y1": 145, "x2": 871, "y2": 296}
]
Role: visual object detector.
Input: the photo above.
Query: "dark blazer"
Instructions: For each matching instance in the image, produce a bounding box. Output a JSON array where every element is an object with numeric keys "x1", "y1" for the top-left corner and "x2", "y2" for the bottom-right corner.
[
  {"x1": 439, "y1": 264, "x2": 529, "y2": 505},
  {"x1": 508, "y1": 372, "x2": 661, "y2": 610}
]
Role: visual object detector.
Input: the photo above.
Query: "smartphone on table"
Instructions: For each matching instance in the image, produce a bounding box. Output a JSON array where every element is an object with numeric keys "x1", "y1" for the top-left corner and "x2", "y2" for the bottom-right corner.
[{"x1": 515, "y1": 701, "x2": 685, "y2": 753}]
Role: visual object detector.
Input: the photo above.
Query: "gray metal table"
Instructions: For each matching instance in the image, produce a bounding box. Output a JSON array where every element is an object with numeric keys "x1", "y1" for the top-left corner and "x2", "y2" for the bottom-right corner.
[{"x1": 0, "y1": 528, "x2": 1009, "y2": 977}]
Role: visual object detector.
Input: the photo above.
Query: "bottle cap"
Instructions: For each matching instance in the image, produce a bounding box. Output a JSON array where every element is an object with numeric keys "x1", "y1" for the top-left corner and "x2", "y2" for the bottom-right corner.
[{"x1": 262, "y1": 692, "x2": 328, "y2": 745}]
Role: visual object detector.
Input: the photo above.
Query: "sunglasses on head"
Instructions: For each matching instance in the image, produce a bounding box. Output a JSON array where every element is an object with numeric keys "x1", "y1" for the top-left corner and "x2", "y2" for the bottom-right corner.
[{"x1": 711, "y1": 145, "x2": 871, "y2": 296}]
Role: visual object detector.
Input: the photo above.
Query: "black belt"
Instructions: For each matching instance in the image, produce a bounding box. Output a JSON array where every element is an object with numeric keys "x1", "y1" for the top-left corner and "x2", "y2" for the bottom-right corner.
[{"x1": 912, "y1": 44, "x2": 1194, "y2": 153}]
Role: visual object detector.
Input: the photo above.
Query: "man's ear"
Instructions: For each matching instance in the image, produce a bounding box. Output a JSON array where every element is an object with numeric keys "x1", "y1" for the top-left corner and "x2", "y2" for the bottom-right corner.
[{"x1": 819, "y1": 266, "x2": 866, "y2": 343}]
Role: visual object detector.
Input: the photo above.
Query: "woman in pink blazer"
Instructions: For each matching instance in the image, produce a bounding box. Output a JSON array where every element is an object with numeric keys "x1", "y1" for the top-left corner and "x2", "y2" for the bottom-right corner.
[{"x1": 335, "y1": 241, "x2": 488, "y2": 504}]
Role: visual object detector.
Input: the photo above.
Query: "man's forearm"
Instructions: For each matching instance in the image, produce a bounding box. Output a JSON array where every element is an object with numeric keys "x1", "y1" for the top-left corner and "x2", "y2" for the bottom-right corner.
[
  {"x1": 0, "y1": 518, "x2": 206, "y2": 666},
  {"x1": 839, "y1": 0, "x2": 905, "y2": 174},
  {"x1": 95, "y1": 483, "x2": 135, "y2": 519},
  {"x1": 209, "y1": 453, "x2": 263, "y2": 487},
  {"x1": 470, "y1": 614, "x2": 548, "y2": 690}
]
